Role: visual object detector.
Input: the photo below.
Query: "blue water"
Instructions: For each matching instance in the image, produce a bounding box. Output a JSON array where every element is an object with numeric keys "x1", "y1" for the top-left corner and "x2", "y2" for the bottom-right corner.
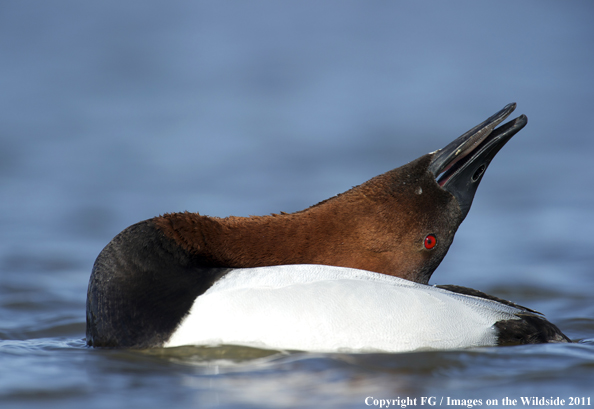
[{"x1": 1, "y1": 2, "x2": 593, "y2": 408}]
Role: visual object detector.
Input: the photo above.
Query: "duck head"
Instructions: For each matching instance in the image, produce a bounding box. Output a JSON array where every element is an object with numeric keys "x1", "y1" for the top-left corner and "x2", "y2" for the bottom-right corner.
[{"x1": 354, "y1": 103, "x2": 527, "y2": 283}]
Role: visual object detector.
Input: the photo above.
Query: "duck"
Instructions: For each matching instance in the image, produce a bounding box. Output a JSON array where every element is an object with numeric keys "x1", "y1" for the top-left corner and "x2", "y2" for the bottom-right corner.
[{"x1": 86, "y1": 103, "x2": 570, "y2": 352}]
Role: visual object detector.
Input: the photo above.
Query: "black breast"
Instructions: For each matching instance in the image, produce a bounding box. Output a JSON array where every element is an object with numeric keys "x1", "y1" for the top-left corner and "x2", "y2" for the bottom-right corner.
[{"x1": 86, "y1": 220, "x2": 230, "y2": 348}]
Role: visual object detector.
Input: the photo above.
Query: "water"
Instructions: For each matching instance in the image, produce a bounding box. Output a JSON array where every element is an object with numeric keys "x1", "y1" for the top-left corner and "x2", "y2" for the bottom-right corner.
[{"x1": 1, "y1": 1, "x2": 593, "y2": 408}]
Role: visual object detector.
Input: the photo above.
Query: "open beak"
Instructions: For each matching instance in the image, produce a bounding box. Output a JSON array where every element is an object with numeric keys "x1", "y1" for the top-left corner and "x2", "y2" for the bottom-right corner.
[{"x1": 428, "y1": 103, "x2": 528, "y2": 219}]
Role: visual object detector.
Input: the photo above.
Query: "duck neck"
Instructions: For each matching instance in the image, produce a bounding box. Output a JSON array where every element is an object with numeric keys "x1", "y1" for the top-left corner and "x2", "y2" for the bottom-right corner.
[{"x1": 152, "y1": 176, "x2": 402, "y2": 273}]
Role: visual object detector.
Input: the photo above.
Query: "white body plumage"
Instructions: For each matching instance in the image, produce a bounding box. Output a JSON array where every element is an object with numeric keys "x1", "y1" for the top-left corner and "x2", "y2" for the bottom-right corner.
[{"x1": 165, "y1": 265, "x2": 522, "y2": 353}]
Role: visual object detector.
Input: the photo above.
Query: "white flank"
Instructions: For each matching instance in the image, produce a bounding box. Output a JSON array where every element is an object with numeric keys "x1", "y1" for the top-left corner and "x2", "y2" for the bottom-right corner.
[{"x1": 165, "y1": 265, "x2": 521, "y2": 353}]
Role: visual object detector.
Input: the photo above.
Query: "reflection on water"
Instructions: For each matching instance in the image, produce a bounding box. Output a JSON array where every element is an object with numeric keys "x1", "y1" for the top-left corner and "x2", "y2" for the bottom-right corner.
[{"x1": 144, "y1": 345, "x2": 286, "y2": 366}]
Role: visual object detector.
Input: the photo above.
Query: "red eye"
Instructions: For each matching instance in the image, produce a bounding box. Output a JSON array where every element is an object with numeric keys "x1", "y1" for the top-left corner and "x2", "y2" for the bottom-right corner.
[{"x1": 424, "y1": 234, "x2": 437, "y2": 250}]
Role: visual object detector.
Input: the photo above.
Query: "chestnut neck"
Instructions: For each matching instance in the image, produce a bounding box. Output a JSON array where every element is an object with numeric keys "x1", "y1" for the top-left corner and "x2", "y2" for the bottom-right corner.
[{"x1": 153, "y1": 154, "x2": 440, "y2": 282}]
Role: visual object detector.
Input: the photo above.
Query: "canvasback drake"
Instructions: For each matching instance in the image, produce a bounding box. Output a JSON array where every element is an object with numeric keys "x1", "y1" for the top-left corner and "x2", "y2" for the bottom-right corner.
[{"x1": 86, "y1": 103, "x2": 569, "y2": 351}]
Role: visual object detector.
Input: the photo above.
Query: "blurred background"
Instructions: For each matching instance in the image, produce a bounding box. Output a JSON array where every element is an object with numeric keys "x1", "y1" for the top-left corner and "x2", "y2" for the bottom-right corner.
[{"x1": 0, "y1": 1, "x2": 593, "y2": 407}]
